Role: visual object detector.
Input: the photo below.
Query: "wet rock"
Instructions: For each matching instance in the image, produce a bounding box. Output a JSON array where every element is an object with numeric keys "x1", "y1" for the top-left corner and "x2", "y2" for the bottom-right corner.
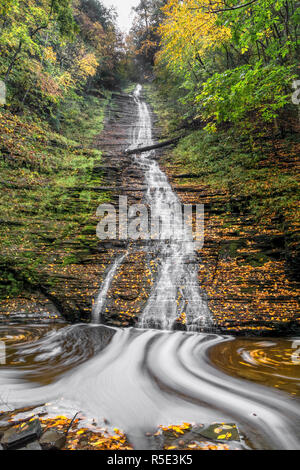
[
  {"x1": 193, "y1": 423, "x2": 240, "y2": 442},
  {"x1": 175, "y1": 173, "x2": 202, "y2": 179},
  {"x1": 40, "y1": 429, "x2": 66, "y2": 450},
  {"x1": 110, "y1": 320, "x2": 122, "y2": 327},
  {"x1": 1, "y1": 419, "x2": 42, "y2": 449},
  {"x1": 80, "y1": 440, "x2": 89, "y2": 447},
  {"x1": 117, "y1": 290, "x2": 139, "y2": 301},
  {"x1": 145, "y1": 432, "x2": 164, "y2": 451},
  {"x1": 94, "y1": 164, "x2": 119, "y2": 173},
  {"x1": 19, "y1": 441, "x2": 42, "y2": 450},
  {"x1": 173, "y1": 321, "x2": 187, "y2": 331},
  {"x1": 147, "y1": 422, "x2": 241, "y2": 450}
]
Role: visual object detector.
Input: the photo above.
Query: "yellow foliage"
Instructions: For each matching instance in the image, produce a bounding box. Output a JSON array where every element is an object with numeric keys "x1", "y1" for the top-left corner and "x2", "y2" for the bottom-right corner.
[
  {"x1": 57, "y1": 71, "x2": 75, "y2": 90},
  {"x1": 44, "y1": 46, "x2": 57, "y2": 64},
  {"x1": 157, "y1": 0, "x2": 231, "y2": 66},
  {"x1": 74, "y1": 53, "x2": 99, "y2": 80}
]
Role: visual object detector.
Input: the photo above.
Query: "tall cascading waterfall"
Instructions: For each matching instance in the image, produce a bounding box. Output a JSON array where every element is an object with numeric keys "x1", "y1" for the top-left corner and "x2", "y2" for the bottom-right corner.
[
  {"x1": 92, "y1": 84, "x2": 211, "y2": 331},
  {"x1": 132, "y1": 85, "x2": 211, "y2": 331}
]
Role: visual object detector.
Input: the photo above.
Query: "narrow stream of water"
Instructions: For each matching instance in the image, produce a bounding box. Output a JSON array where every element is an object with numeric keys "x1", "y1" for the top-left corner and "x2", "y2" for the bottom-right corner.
[
  {"x1": 0, "y1": 86, "x2": 299, "y2": 450},
  {"x1": 92, "y1": 254, "x2": 126, "y2": 324}
]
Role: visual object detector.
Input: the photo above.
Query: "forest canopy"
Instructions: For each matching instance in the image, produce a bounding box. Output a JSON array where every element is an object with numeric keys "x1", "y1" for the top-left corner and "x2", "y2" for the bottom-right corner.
[
  {"x1": 1, "y1": 0, "x2": 298, "y2": 133},
  {"x1": 128, "y1": 0, "x2": 299, "y2": 133},
  {"x1": 0, "y1": 0, "x2": 126, "y2": 119}
]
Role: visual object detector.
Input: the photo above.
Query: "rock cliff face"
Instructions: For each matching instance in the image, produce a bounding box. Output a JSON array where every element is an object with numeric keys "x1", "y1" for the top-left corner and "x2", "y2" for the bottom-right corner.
[
  {"x1": 94, "y1": 89, "x2": 299, "y2": 335},
  {"x1": 91, "y1": 91, "x2": 155, "y2": 327},
  {"x1": 39, "y1": 91, "x2": 144, "y2": 325},
  {"x1": 0, "y1": 92, "x2": 137, "y2": 323},
  {"x1": 0, "y1": 90, "x2": 154, "y2": 325}
]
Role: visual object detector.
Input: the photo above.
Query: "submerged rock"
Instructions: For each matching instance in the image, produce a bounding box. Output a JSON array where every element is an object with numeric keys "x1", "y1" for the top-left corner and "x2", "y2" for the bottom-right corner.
[
  {"x1": 146, "y1": 422, "x2": 242, "y2": 450},
  {"x1": 192, "y1": 423, "x2": 240, "y2": 442}
]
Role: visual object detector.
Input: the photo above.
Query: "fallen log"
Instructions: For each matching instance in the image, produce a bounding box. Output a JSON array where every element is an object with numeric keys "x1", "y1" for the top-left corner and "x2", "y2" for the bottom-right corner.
[{"x1": 125, "y1": 136, "x2": 183, "y2": 156}]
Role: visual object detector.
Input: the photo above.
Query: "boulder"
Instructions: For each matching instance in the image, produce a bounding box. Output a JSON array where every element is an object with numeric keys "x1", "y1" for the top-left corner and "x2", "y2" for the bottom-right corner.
[
  {"x1": 1, "y1": 419, "x2": 42, "y2": 449},
  {"x1": 19, "y1": 441, "x2": 42, "y2": 450},
  {"x1": 40, "y1": 429, "x2": 66, "y2": 450}
]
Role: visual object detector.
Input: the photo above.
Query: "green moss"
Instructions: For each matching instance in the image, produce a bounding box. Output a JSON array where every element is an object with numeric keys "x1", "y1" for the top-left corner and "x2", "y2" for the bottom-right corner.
[
  {"x1": 0, "y1": 93, "x2": 111, "y2": 299},
  {"x1": 244, "y1": 253, "x2": 271, "y2": 267},
  {"x1": 169, "y1": 128, "x2": 300, "y2": 224}
]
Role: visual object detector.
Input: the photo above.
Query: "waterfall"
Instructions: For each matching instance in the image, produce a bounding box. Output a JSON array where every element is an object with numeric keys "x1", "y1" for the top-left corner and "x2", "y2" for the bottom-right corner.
[
  {"x1": 131, "y1": 85, "x2": 211, "y2": 331},
  {"x1": 92, "y1": 254, "x2": 126, "y2": 324},
  {"x1": 93, "y1": 84, "x2": 211, "y2": 331}
]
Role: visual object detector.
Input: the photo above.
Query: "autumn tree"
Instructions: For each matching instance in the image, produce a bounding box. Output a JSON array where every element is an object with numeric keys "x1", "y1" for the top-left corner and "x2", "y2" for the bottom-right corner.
[
  {"x1": 0, "y1": 0, "x2": 126, "y2": 116},
  {"x1": 129, "y1": 0, "x2": 168, "y2": 75},
  {"x1": 0, "y1": 0, "x2": 77, "y2": 80},
  {"x1": 155, "y1": 0, "x2": 299, "y2": 132}
]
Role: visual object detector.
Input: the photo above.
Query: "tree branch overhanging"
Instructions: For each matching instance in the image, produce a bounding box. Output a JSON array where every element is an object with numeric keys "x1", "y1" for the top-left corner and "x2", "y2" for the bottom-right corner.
[{"x1": 190, "y1": 0, "x2": 259, "y2": 14}]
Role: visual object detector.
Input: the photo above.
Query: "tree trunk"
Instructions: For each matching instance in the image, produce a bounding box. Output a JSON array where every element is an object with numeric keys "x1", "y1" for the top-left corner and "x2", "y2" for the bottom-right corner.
[
  {"x1": 124, "y1": 136, "x2": 184, "y2": 156},
  {"x1": 5, "y1": 40, "x2": 23, "y2": 80}
]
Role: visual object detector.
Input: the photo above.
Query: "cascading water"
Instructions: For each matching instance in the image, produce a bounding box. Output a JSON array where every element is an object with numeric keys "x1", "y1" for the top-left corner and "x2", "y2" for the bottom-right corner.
[
  {"x1": 92, "y1": 254, "x2": 126, "y2": 324},
  {"x1": 93, "y1": 84, "x2": 211, "y2": 331},
  {"x1": 130, "y1": 86, "x2": 211, "y2": 331}
]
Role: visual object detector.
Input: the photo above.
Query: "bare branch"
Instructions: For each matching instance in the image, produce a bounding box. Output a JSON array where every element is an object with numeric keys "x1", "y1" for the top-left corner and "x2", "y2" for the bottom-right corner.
[{"x1": 190, "y1": 0, "x2": 259, "y2": 14}]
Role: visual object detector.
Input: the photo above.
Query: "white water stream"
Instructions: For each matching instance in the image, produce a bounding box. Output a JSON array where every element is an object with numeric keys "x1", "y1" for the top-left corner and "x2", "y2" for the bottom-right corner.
[
  {"x1": 93, "y1": 84, "x2": 211, "y2": 330},
  {"x1": 92, "y1": 254, "x2": 126, "y2": 324}
]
